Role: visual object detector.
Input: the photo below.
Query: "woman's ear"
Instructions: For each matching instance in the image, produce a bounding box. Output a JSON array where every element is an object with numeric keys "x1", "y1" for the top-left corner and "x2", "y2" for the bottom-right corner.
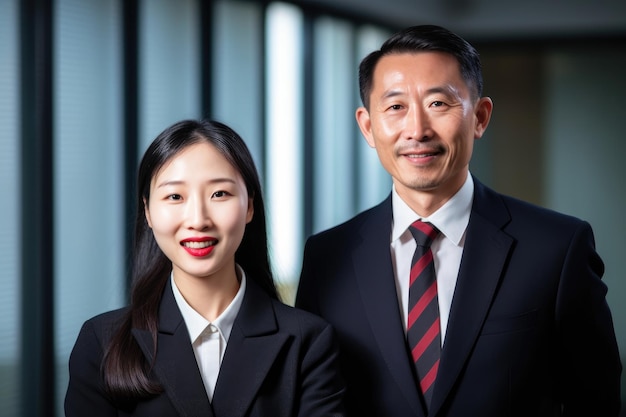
[
  {"x1": 143, "y1": 197, "x2": 153, "y2": 228},
  {"x1": 246, "y1": 197, "x2": 254, "y2": 224}
]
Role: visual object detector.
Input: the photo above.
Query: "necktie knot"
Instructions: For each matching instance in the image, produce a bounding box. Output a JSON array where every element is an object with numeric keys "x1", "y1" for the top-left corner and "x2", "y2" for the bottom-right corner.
[{"x1": 409, "y1": 220, "x2": 439, "y2": 248}]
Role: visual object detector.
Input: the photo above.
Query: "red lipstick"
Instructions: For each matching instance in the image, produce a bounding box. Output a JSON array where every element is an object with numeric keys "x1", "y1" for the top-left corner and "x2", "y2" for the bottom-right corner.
[{"x1": 180, "y1": 237, "x2": 217, "y2": 257}]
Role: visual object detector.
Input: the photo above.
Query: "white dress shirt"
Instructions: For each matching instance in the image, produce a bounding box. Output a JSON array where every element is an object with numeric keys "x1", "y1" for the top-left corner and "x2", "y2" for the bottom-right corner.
[
  {"x1": 390, "y1": 174, "x2": 473, "y2": 345},
  {"x1": 170, "y1": 266, "x2": 246, "y2": 402}
]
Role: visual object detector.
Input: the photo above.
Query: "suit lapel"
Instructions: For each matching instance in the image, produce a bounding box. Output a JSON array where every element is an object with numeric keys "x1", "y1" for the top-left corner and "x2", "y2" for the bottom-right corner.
[
  {"x1": 429, "y1": 179, "x2": 514, "y2": 416},
  {"x1": 211, "y1": 279, "x2": 288, "y2": 417},
  {"x1": 353, "y1": 197, "x2": 425, "y2": 416},
  {"x1": 132, "y1": 283, "x2": 215, "y2": 417}
]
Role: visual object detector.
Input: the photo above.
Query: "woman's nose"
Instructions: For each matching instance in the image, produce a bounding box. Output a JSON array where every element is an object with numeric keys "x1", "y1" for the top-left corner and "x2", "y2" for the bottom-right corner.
[{"x1": 184, "y1": 196, "x2": 210, "y2": 230}]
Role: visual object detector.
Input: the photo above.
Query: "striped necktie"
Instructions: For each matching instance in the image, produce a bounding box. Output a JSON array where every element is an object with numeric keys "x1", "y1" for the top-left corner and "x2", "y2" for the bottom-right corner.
[{"x1": 407, "y1": 220, "x2": 441, "y2": 411}]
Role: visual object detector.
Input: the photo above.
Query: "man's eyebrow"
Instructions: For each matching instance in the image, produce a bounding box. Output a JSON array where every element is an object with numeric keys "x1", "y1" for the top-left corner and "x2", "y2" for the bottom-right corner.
[
  {"x1": 380, "y1": 85, "x2": 459, "y2": 100},
  {"x1": 380, "y1": 89, "x2": 405, "y2": 100},
  {"x1": 425, "y1": 85, "x2": 459, "y2": 96}
]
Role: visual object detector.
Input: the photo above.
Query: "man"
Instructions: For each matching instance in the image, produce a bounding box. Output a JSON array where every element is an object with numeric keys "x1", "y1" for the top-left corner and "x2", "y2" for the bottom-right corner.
[{"x1": 296, "y1": 24, "x2": 621, "y2": 416}]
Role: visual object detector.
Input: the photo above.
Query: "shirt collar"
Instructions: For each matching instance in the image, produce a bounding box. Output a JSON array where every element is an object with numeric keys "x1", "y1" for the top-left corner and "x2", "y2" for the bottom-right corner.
[
  {"x1": 391, "y1": 174, "x2": 474, "y2": 246},
  {"x1": 170, "y1": 265, "x2": 246, "y2": 344}
]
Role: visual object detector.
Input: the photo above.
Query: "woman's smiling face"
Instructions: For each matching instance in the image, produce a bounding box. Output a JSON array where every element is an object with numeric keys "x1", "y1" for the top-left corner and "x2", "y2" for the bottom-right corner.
[{"x1": 144, "y1": 141, "x2": 253, "y2": 283}]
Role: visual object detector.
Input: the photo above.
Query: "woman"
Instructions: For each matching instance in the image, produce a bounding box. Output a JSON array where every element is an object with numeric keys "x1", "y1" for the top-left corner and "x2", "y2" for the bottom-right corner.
[{"x1": 65, "y1": 119, "x2": 345, "y2": 417}]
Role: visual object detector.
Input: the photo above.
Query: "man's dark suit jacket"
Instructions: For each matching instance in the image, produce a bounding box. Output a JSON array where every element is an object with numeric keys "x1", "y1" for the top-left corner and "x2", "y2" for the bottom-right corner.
[
  {"x1": 296, "y1": 177, "x2": 621, "y2": 417},
  {"x1": 65, "y1": 278, "x2": 345, "y2": 417}
]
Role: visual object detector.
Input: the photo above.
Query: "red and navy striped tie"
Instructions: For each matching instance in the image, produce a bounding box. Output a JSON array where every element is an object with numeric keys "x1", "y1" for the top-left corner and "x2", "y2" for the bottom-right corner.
[{"x1": 407, "y1": 220, "x2": 441, "y2": 412}]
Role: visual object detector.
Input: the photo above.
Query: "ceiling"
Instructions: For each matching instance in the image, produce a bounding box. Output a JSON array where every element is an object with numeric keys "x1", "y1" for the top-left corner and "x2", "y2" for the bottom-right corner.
[{"x1": 300, "y1": 0, "x2": 626, "y2": 40}]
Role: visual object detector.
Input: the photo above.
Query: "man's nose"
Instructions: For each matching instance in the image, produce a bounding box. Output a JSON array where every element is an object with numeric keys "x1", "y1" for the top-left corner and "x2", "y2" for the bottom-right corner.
[{"x1": 404, "y1": 106, "x2": 432, "y2": 140}]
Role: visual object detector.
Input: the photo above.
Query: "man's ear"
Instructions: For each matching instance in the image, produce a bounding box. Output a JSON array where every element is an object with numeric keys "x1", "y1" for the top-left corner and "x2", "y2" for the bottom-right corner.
[
  {"x1": 474, "y1": 97, "x2": 493, "y2": 139},
  {"x1": 356, "y1": 106, "x2": 376, "y2": 148}
]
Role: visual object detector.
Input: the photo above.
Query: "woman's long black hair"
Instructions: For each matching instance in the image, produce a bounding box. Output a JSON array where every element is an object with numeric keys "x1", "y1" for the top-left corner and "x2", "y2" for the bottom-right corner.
[{"x1": 102, "y1": 119, "x2": 278, "y2": 404}]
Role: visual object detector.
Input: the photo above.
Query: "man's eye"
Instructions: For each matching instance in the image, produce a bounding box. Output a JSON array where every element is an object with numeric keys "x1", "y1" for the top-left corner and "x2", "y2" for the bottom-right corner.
[
  {"x1": 389, "y1": 104, "x2": 403, "y2": 110},
  {"x1": 431, "y1": 101, "x2": 445, "y2": 107}
]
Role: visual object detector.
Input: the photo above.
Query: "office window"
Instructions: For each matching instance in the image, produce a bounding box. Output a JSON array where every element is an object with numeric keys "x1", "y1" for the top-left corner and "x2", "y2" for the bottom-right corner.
[
  {"x1": 312, "y1": 17, "x2": 356, "y2": 233},
  {"x1": 265, "y1": 2, "x2": 304, "y2": 294},
  {"x1": 212, "y1": 0, "x2": 264, "y2": 171},
  {"x1": 354, "y1": 25, "x2": 392, "y2": 212},
  {"x1": 139, "y1": 0, "x2": 201, "y2": 152},
  {"x1": 54, "y1": 0, "x2": 125, "y2": 413},
  {"x1": 0, "y1": 0, "x2": 20, "y2": 415}
]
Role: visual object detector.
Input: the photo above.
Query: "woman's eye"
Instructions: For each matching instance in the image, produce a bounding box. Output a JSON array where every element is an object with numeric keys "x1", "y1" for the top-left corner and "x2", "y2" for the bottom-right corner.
[
  {"x1": 212, "y1": 190, "x2": 231, "y2": 198},
  {"x1": 167, "y1": 194, "x2": 182, "y2": 201}
]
